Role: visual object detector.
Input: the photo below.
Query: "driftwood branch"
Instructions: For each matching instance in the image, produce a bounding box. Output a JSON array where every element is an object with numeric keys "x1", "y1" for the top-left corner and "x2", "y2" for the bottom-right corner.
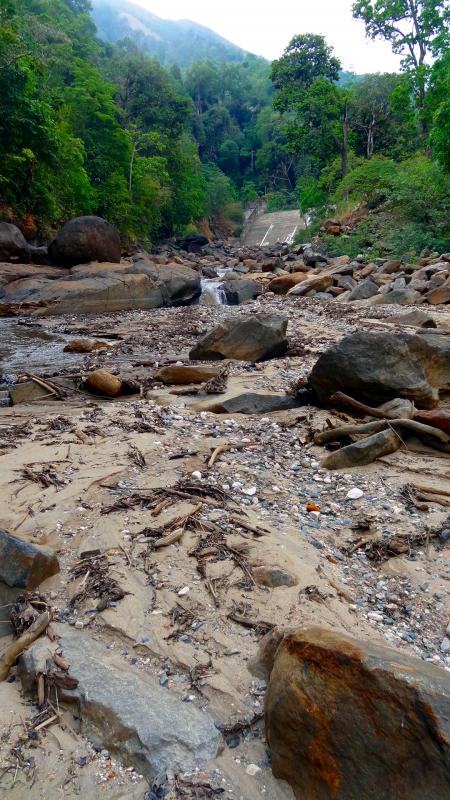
[
  {"x1": 315, "y1": 418, "x2": 449, "y2": 446},
  {"x1": 0, "y1": 611, "x2": 50, "y2": 682}
]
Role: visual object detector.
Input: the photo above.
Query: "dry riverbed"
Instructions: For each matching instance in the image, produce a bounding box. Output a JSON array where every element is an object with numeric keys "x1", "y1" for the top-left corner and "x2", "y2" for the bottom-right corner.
[{"x1": 0, "y1": 295, "x2": 449, "y2": 799}]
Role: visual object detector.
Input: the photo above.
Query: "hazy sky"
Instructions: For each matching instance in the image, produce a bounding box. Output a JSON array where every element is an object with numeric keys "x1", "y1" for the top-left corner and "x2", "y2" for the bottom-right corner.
[{"x1": 130, "y1": 0, "x2": 402, "y2": 73}]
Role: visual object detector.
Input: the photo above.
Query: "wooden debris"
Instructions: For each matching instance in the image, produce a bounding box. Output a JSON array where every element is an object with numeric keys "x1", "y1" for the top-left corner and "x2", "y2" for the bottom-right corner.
[
  {"x1": 0, "y1": 611, "x2": 50, "y2": 682},
  {"x1": 19, "y1": 464, "x2": 65, "y2": 489},
  {"x1": 10, "y1": 592, "x2": 50, "y2": 637},
  {"x1": 70, "y1": 552, "x2": 126, "y2": 610},
  {"x1": 207, "y1": 442, "x2": 254, "y2": 468},
  {"x1": 128, "y1": 444, "x2": 146, "y2": 467}
]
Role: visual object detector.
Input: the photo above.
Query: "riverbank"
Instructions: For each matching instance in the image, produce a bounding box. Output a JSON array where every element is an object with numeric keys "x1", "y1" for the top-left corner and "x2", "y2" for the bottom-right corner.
[{"x1": 0, "y1": 295, "x2": 449, "y2": 798}]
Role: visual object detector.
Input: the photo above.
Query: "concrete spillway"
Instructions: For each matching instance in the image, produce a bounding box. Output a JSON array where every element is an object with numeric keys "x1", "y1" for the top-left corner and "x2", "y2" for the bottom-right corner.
[{"x1": 240, "y1": 209, "x2": 304, "y2": 248}]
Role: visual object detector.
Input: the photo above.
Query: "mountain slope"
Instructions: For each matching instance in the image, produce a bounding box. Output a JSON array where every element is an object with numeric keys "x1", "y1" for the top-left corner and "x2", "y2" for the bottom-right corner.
[{"x1": 91, "y1": 0, "x2": 248, "y2": 66}]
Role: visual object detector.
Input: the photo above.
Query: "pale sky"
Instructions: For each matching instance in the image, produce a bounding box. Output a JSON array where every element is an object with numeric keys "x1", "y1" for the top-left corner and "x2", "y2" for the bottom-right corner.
[{"x1": 130, "y1": 0, "x2": 402, "y2": 73}]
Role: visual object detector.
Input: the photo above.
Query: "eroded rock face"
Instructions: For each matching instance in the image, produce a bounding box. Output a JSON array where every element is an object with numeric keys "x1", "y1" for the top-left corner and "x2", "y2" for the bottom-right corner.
[
  {"x1": 265, "y1": 627, "x2": 450, "y2": 800},
  {"x1": 19, "y1": 626, "x2": 221, "y2": 782},
  {"x1": 189, "y1": 314, "x2": 288, "y2": 362},
  {"x1": 309, "y1": 331, "x2": 450, "y2": 409},
  {"x1": 48, "y1": 216, "x2": 121, "y2": 267},
  {"x1": 0, "y1": 259, "x2": 201, "y2": 316}
]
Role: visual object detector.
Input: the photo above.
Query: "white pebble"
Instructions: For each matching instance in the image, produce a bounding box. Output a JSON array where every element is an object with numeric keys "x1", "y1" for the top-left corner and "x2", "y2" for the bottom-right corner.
[
  {"x1": 246, "y1": 764, "x2": 261, "y2": 776},
  {"x1": 178, "y1": 586, "x2": 190, "y2": 596},
  {"x1": 347, "y1": 488, "x2": 364, "y2": 500},
  {"x1": 191, "y1": 471, "x2": 202, "y2": 481}
]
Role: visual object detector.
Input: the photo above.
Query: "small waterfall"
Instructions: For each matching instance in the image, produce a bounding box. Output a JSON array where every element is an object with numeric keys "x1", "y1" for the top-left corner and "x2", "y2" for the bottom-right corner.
[{"x1": 200, "y1": 268, "x2": 228, "y2": 305}]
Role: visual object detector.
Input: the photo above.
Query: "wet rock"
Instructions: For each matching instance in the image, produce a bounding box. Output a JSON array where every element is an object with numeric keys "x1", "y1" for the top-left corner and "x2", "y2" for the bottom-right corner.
[
  {"x1": 49, "y1": 216, "x2": 121, "y2": 267},
  {"x1": 265, "y1": 627, "x2": 450, "y2": 800},
  {"x1": 347, "y1": 279, "x2": 379, "y2": 301},
  {"x1": 19, "y1": 625, "x2": 221, "y2": 781},
  {"x1": 0, "y1": 222, "x2": 29, "y2": 262},
  {"x1": 84, "y1": 369, "x2": 123, "y2": 397},
  {"x1": 189, "y1": 314, "x2": 288, "y2": 362},
  {"x1": 63, "y1": 339, "x2": 110, "y2": 353},
  {"x1": 0, "y1": 530, "x2": 59, "y2": 589},
  {"x1": 9, "y1": 380, "x2": 53, "y2": 405},
  {"x1": 222, "y1": 279, "x2": 261, "y2": 305},
  {"x1": 252, "y1": 566, "x2": 298, "y2": 588},
  {"x1": 156, "y1": 364, "x2": 221, "y2": 385},
  {"x1": 309, "y1": 331, "x2": 450, "y2": 409},
  {"x1": 321, "y1": 429, "x2": 401, "y2": 470},
  {"x1": 197, "y1": 392, "x2": 300, "y2": 415}
]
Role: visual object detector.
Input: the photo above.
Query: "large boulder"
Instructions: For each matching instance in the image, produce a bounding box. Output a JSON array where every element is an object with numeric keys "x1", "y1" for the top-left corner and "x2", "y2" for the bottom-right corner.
[
  {"x1": 48, "y1": 216, "x2": 121, "y2": 267},
  {"x1": 189, "y1": 314, "x2": 288, "y2": 362},
  {"x1": 0, "y1": 530, "x2": 59, "y2": 589},
  {"x1": 222, "y1": 279, "x2": 261, "y2": 305},
  {"x1": 0, "y1": 222, "x2": 29, "y2": 262},
  {"x1": 0, "y1": 260, "x2": 201, "y2": 316},
  {"x1": 265, "y1": 627, "x2": 450, "y2": 800},
  {"x1": 19, "y1": 625, "x2": 221, "y2": 782},
  {"x1": 176, "y1": 234, "x2": 209, "y2": 253},
  {"x1": 309, "y1": 331, "x2": 450, "y2": 409}
]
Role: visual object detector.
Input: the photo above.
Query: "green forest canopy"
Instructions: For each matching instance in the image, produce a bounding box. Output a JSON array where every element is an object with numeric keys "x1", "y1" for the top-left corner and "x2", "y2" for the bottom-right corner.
[{"x1": 0, "y1": 0, "x2": 449, "y2": 256}]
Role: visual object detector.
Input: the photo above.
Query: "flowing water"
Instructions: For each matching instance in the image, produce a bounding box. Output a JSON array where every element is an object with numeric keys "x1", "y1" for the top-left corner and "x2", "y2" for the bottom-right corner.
[
  {"x1": 0, "y1": 320, "x2": 76, "y2": 379},
  {"x1": 199, "y1": 268, "x2": 228, "y2": 305}
]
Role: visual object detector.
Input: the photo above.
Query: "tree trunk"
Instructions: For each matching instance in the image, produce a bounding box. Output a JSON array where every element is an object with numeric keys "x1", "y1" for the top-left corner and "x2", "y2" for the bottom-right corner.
[
  {"x1": 367, "y1": 113, "x2": 375, "y2": 158},
  {"x1": 341, "y1": 101, "x2": 349, "y2": 177}
]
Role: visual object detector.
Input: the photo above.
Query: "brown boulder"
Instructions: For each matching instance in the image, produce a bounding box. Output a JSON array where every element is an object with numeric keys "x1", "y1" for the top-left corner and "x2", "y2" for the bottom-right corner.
[
  {"x1": 64, "y1": 339, "x2": 110, "y2": 353},
  {"x1": 288, "y1": 274, "x2": 333, "y2": 296},
  {"x1": 156, "y1": 364, "x2": 221, "y2": 385},
  {"x1": 427, "y1": 278, "x2": 450, "y2": 304},
  {"x1": 268, "y1": 273, "x2": 308, "y2": 295},
  {"x1": 84, "y1": 369, "x2": 122, "y2": 397},
  {"x1": 0, "y1": 530, "x2": 59, "y2": 589},
  {"x1": 266, "y1": 627, "x2": 450, "y2": 800}
]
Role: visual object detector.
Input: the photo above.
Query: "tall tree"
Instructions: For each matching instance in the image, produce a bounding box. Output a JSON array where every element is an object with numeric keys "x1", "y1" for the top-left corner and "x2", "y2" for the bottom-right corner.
[
  {"x1": 352, "y1": 1, "x2": 450, "y2": 133},
  {"x1": 271, "y1": 33, "x2": 341, "y2": 112}
]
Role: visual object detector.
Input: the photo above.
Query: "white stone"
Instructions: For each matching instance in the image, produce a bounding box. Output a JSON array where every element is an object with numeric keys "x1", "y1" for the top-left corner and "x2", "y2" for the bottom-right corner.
[
  {"x1": 246, "y1": 764, "x2": 261, "y2": 776},
  {"x1": 191, "y1": 471, "x2": 202, "y2": 481},
  {"x1": 440, "y1": 637, "x2": 450, "y2": 654},
  {"x1": 347, "y1": 488, "x2": 364, "y2": 500},
  {"x1": 178, "y1": 586, "x2": 190, "y2": 597}
]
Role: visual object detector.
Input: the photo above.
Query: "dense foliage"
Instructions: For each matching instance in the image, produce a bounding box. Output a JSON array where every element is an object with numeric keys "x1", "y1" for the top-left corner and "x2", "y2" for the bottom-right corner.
[
  {"x1": 1, "y1": 0, "x2": 449, "y2": 255},
  {"x1": 269, "y1": 2, "x2": 450, "y2": 258}
]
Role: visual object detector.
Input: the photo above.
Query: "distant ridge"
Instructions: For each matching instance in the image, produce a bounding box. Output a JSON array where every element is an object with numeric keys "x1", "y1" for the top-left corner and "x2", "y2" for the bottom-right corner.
[{"x1": 91, "y1": 0, "x2": 249, "y2": 66}]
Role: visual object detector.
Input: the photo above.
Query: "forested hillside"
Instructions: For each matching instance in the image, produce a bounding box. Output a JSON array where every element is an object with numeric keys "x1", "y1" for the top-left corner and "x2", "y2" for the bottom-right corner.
[
  {"x1": 91, "y1": 0, "x2": 247, "y2": 66},
  {"x1": 1, "y1": 0, "x2": 449, "y2": 258}
]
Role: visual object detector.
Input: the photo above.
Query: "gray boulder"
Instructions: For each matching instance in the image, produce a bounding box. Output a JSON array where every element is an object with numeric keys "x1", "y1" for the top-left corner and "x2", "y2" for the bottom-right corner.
[
  {"x1": 222, "y1": 279, "x2": 261, "y2": 305},
  {"x1": 190, "y1": 313, "x2": 288, "y2": 362},
  {"x1": 19, "y1": 626, "x2": 221, "y2": 782},
  {"x1": 0, "y1": 222, "x2": 29, "y2": 262},
  {"x1": 0, "y1": 530, "x2": 59, "y2": 589},
  {"x1": 49, "y1": 216, "x2": 121, "y2": 267},
  {"x1": 309, "y1": 331, "x2": 450, "y2": 409},
  {"x1": 207, "y1": 392, "x2": 300, "y2": 414},
  {"x1": 370, "y1": 287, "x2": 423, "y2": 306},
  {"x1": 347, "y1": 279, "x2": 379, "y2": 301}
]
